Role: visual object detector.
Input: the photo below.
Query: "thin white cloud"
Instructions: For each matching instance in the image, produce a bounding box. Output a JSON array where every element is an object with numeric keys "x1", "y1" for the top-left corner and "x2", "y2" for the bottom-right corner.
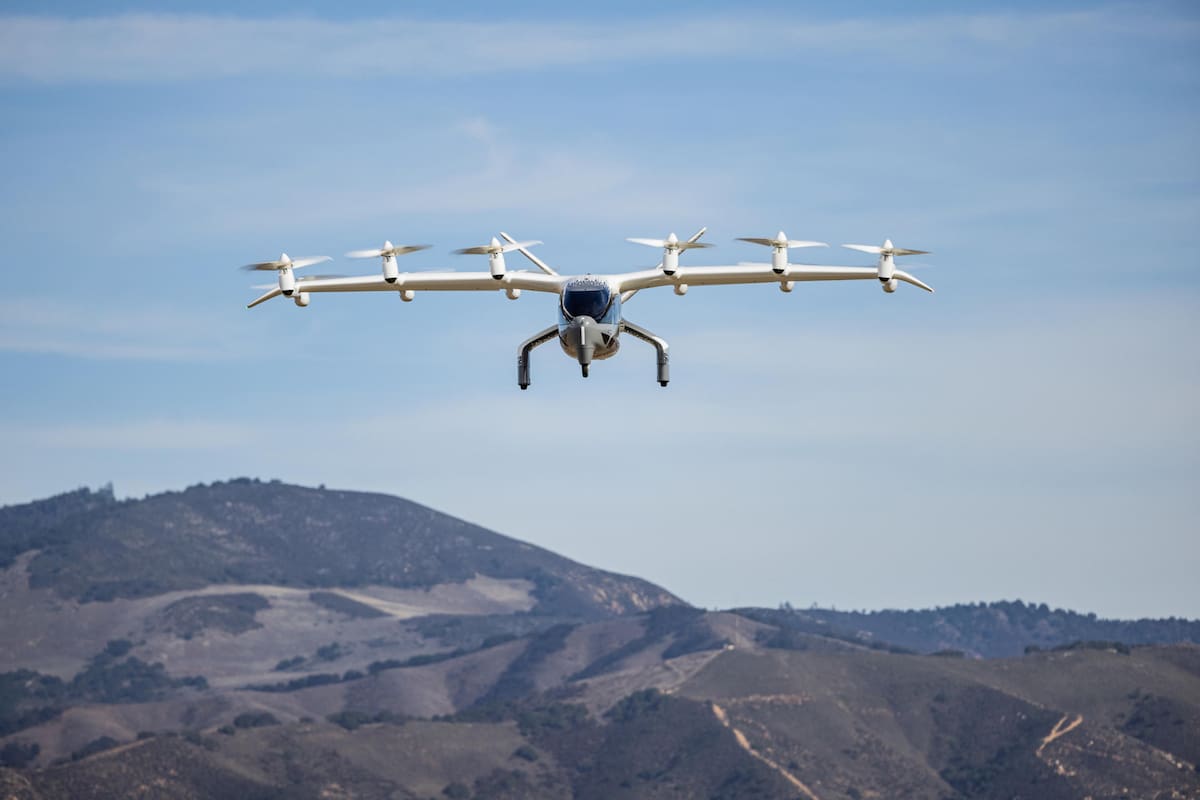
[
  {"x1": 135, "y1": 116, "x2": 734, "y2": 232},
  {"x1": 0, "y1": 300, "x2": 255, "y2": 361},
  {"x1": 0, "y1": 9, "x2": 1191, "y2": 84}
]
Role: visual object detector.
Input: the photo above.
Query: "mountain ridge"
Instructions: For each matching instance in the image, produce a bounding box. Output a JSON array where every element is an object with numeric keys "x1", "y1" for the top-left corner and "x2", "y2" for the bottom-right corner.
[{"x1": 1, "y1": 481, "x2": 1197, "y2": 798}]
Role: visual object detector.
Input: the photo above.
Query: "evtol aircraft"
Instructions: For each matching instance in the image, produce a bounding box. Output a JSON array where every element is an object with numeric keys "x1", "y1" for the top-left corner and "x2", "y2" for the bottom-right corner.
[{"x1": 243, "y1": 228, "x2": 932, "y2": 388}]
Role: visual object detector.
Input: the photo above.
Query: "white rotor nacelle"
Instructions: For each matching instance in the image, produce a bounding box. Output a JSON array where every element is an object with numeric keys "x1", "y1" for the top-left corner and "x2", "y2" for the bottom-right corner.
[
  {"x1": 250, "y1": 273, "x2": 342, "y2": 305},
  {"x1": 627, "y1": 232, "x2": 712, "y2": 275},
  {"x1": 455, "y1": 237, "x2": 541, "y2": 281},
  {"x1": 241, "y1": 253, "x2": 332, "y2": 296},
  {"x1": 346, "y1": 241, "x2": 431, "y2": 283},
  {"x1": 737, "y1": 232, "x2": 828, "y2": 274},
  {"x1": 842, "y1": 239, "x2": 930, "y2": 293}
]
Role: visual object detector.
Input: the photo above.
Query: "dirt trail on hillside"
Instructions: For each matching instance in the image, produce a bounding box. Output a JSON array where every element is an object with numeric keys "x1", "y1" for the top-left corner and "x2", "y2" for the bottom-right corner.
[
  {"x1": 711, "y1": 702, "x2": 821, "y2": 800},
  {"x1": 1037, "y1": 713, "x2": 1084, "y2": 758}
]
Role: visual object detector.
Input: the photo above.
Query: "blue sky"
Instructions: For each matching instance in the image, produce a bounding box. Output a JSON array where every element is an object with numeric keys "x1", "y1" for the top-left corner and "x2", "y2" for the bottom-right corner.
[{"x1": 1, "y1": 2, "x2": 1197, "y2": 618}]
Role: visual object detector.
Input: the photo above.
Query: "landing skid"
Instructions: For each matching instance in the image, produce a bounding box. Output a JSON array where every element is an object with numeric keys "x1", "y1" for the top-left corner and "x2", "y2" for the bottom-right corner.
[
  {"x1": 622, "y1": 319, "x2": 670, "y2": 387},
  {"x1": 516, "y1": 325, "x2": 558, "y2": 390}
]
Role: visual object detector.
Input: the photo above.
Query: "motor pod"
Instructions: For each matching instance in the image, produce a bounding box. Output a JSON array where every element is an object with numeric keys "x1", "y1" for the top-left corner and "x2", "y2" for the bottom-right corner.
[
  {"x1": 490, "y1": 251, "x2": 506, "y2": 280},
  {"x1": 882, "y1": 278, "x2": 898, "y2": 294},
  {"x1": 663, "y1": 249, "x2": 679, "y2": 275},
  {"x1": 278, "y1": 267, "x2": 296, "y2": 296},
  {"x1": 383, "y1": 255, "x2": 398, "y2": 283}
]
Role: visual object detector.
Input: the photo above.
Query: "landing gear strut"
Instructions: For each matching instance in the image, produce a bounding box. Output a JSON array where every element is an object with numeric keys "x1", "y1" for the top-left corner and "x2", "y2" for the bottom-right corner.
[
  {"x1": 517, "y1": 325, "x2": 558, "y2": 390},
  {"x1": 622, "y1": 319, "x2": 670, "y2": 387}
]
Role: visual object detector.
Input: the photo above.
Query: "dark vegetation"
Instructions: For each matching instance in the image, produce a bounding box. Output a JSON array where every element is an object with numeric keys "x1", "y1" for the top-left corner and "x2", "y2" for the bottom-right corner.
[
  {"x1": 7, "y1": 480, "x2": 679, "y2": 617},
  {"x1": 930, "y1": 686, "x2": 1070, "y2": 798},
  {"x1": 159, "y1": 593, "x2": 270, "y2": 639},
  {"x1": 308, "y1": 590, "x2": 386, "y2": 619},
  {"x1": 571, "y1": 606, "x2": 715, "y2": 680},
  {"x1": 248, "y1": 631, "x2": 528, "y2": 693},
  {"x1": 0, "y1": 642, "x2": 206, "y2": 736},
  {"x1": 1119, "y1": 689, "x2": 1200, "y2": 765},
  {"x1": 68, "y1": 737, "x2": 119, "y2": 763},
  {"x1": 326, "y1": 709, "x2": 405, "y2": 730},
  {"x1": 747, "y1": 600, "x2": 1200, "y2": 658},
  {"x1": 244, "y1": 673, "x2": 341, "y2": 693},
  {"x1": 516, "y1": 689, "x2": 791, "y2": 799},
  {"x1": 232, "y1": 711, "x2": 279, "y2": 729},
  {"x1": 475, "y1": 623, "x2": 577, "y2": 706},
  {"x1": 0, "y1": 486, "x2": 116, "y2": 570},
  {"x1": 412, "y1": 612, "x2": 576, "y2": 649},
  {"x1": 368, "y1": 634, "x2": 519, "y2": 675},
  {"x1": 0, "y1": 741, "x2": 39, "y2": 769}
]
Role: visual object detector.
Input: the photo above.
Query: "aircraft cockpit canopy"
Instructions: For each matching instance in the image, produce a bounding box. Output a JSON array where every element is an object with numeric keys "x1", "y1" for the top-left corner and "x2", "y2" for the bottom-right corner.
[{"x1": 562, "y1": 284, "x2": 612, "y2": 320}]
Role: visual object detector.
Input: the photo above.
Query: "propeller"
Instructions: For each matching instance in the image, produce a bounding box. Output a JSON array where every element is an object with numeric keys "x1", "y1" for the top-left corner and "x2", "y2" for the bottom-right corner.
[
  {"x1": 239, "y1": 253, "x2": 332, "y2": 297},
  {"x1": 240, "y1": 253, "x2": 332, "y2": 272},
  {"x1": 842, "y1": 239, "x2": 933, "y2": 293},
  {"x1": 454, "y1": 237, "x2": 541, "y2": 256},
  {"x1": 841, "y1": 239, "x2": 929, "y2": 258},
  {"x1": 345, "y1": 241, "x2": 431, "y2": 259},
  {"x1": 737, "y1": 231, "x2": 828, "y2": 274},
  {"x1": 454, "y1": 237, "x2": 542, "y2": 280},
  {"x1": 626, "y1": 232, "x2": 712, "y2": 252},
  {"x1": 627, "y1": 232, "x2": 712, "y2": 275},
  {"x1": 346, "y1": 240, "x2": 431, "y2": 283}
]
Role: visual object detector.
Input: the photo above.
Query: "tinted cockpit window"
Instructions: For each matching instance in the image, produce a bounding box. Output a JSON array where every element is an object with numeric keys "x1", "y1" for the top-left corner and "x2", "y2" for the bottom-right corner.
[{"x1": 562, "y1": 287, "x2": 611, "y2": 319}]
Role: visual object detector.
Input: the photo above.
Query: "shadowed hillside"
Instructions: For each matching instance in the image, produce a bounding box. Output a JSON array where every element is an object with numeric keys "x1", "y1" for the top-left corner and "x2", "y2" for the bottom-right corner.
[
  {"x1": 1, "y1": 482, "x2": 1198, "y2": 798},
  {"x1": 1, "y1": 480, "x2": 681, "y2": 617}
]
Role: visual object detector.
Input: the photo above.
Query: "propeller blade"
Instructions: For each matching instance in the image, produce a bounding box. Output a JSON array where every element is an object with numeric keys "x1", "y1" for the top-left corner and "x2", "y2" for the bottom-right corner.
[
  {"x1": 289, "y1": 256, "x2": 333, "y2": 270},
  {"x1": 499, "y1": 231, "x2": 558, "y2": 276},
  {"x1": 389, "y1": 244, "x2": 432, "y2": 256},
  {"x1": 346, "y1": 244, "x2": 430, "y2": 259},
  {"x1": 843, "y1": 243, "x2": 930, "y2": 257},
  {"x1": 738, "y1": 237, "x2": 827, "y2": 249},
  {"x1": 455, "y1": 240, "x2": 541, "y2": 255},
  {"x1": 240, "y1": 260, "x2": 286, "y2": 271},
  {"x1": 629, "y1": 237, "x2": 711, "y2": 250},
  {"x1": 500, "y1": 240, "x2": 541, "y2": 253},
  {"x1": 842, "y1": 244, "x2": 883, "y2": 255}
]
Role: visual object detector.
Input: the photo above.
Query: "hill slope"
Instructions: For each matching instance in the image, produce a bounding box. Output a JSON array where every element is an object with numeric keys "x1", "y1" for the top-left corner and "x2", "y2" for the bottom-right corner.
[
  {"x1": 0, "y1": 480, "x2": 681, "y2": 617},
  {"x1": 2, "y1": 482, "x2": 1198, "y2": 798},
  {"x1": 741, "y1": 602, "x2": 1200, "y2": 658}
]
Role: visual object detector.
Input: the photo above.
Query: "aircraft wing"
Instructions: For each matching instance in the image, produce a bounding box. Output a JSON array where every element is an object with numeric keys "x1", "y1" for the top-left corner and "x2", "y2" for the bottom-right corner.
[
  {"x1": 247, "y1": 271, "x2": 564, "y2": 309},
  {"x1": 615, "y1": 264, "x2": 933, "y2": 293}
]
